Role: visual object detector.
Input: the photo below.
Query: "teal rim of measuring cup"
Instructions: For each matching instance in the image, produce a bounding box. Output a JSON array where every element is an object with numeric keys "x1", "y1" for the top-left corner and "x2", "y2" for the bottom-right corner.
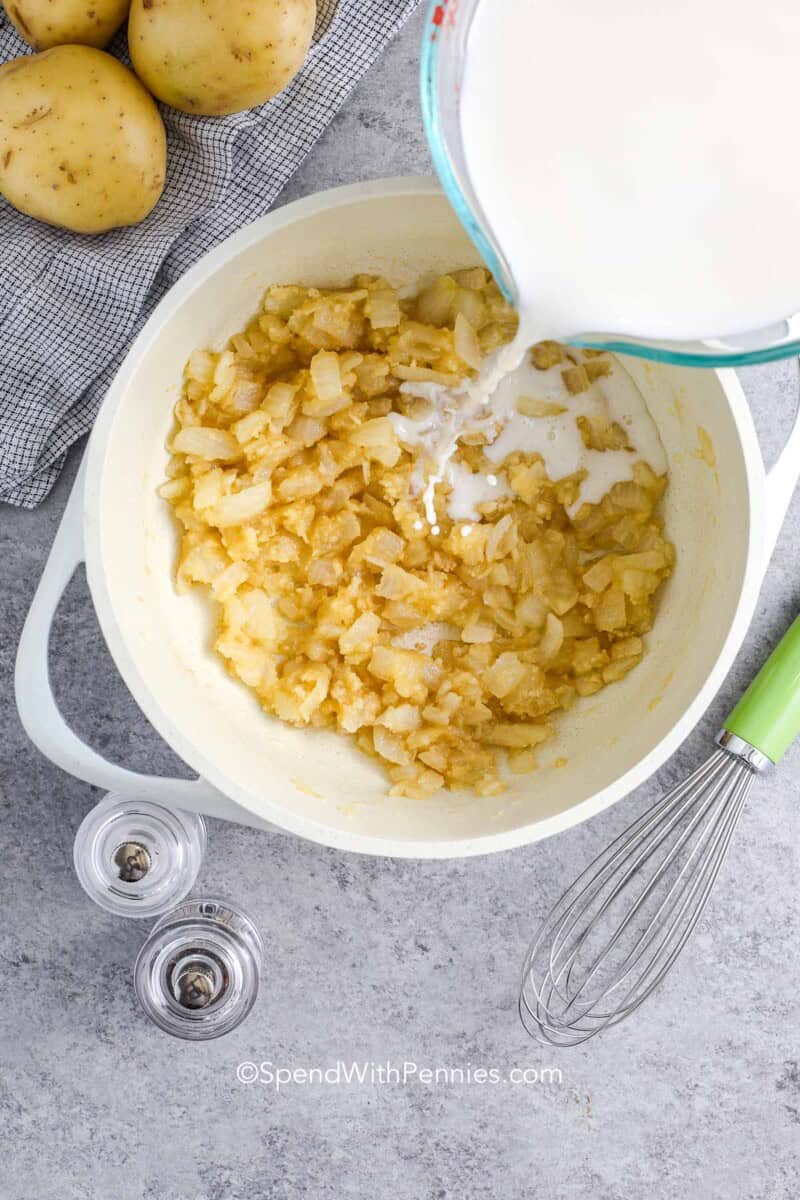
[
  {"x1": 569, "y1": 333, "x2": 800, "y2": 369},
  {"x1": 419, "y1": 0, "x2": 800, "y2": 369},
  {"x1": 420, "y1": 0, "x2": 512, "y2": 302}
]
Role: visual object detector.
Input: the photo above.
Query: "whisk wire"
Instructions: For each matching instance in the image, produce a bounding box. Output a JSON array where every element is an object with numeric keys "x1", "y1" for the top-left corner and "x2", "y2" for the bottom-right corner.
[
  {"x1": 542, "y1": 751, "x2": 728, "y2": 989},
  {"x1": 520, "y1": 747, "x2": 756, "y2": 1046},
  {"x1": 599, "y1": 766, "x2": 752, "y2": 1023},
  {"x1": 529, "y1": 752, "x2": 728, "y2": 1020},
  {"x1": 554, "y1": 753, "x2": 734, "y2": 1012},
  {"x1": 566, "y1": 754, "x2": 743, "y2": 1009}
]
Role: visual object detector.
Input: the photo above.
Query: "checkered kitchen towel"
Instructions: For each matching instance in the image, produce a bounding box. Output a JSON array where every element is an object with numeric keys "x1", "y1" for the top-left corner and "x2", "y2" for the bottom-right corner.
[{"x1": 0, "y1": 0, "x2": 421, "y2": 506}]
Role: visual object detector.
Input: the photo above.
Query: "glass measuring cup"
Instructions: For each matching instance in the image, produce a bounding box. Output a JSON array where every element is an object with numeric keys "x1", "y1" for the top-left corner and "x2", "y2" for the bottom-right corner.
[{"x1": 420, "y1": 0, "x2": 800, "y2": 368}]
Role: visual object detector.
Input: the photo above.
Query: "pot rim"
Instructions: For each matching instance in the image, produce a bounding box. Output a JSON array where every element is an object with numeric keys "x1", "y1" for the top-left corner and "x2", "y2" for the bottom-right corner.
[{"x1": 84, "y1": 176, "x2": 766, "y2": 858}]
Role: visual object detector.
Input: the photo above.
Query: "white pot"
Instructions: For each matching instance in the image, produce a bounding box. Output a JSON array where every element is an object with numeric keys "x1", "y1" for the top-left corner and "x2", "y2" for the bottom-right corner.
[{"x1": 15, "y1": 178, "x2": 800, "y2": 858}]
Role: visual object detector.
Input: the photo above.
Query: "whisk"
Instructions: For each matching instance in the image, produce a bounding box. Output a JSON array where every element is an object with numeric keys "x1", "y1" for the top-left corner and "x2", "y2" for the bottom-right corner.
[{"x1": 520, "y1": 614, "x2": 800, "y2": 1047}]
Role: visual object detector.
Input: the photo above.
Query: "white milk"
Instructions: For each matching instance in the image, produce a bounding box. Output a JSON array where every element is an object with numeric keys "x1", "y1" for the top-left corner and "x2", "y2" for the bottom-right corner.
[
  {"x1": 390, "y1": 352, "x2": 666, "y2": 523},
  {"x1": 460, "y1": 0, "x2": 800, "y2": 346}
]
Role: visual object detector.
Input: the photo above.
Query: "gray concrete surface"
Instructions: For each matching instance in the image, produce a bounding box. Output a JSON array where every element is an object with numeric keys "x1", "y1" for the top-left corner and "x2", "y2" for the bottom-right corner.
[{"x1": 2, "y1": 7, "x2": 800, "y2": 1198}]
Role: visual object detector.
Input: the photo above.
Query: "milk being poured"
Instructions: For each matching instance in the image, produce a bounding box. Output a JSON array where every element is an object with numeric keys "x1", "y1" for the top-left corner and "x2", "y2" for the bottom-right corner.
[
  {"x1": 390, "y1": 351, "x2": 666, "y2": 524},
  {"x1": 396, "y1": 0, "x2": 795, "y2": 519},
  {"x1": 460, "y1": 0, "x2": 800, "y2": 347}
]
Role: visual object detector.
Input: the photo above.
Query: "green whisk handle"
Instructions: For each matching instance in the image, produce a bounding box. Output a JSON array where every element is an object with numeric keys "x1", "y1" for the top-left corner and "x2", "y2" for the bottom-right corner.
[{"x1": 723, "y1": 614, "x2": 800, "y2": 764}]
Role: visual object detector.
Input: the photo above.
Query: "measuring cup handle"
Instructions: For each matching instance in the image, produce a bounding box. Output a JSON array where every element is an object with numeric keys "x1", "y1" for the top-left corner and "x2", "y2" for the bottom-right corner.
[
  {"x1": 763, "y1": 383, "x2": 800, "y2": 559},
  {"x1": 15, "y1": 455, "x2": 278, "y2": 831}
]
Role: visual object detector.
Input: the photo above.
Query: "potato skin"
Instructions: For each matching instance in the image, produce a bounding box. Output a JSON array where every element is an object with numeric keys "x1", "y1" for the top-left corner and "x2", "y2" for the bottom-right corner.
[
  {"x1": 0, "y1": 46, "x2": 167, "y2": 234},
  {"x1": 129, "y1": 0, "x2": 316, "y2": 116},
  {"x1": 1, "y1": 0, "x2": 131, "y2": 50}
]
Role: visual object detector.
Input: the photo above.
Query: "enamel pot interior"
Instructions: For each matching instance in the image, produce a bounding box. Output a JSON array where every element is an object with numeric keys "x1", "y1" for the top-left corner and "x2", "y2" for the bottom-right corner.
[{"x1": 85, "y1": 182, "x2": 760, "y2": 856}]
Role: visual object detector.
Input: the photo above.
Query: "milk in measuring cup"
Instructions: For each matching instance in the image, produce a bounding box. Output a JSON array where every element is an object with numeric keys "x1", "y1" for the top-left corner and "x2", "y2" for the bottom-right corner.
[{"x1": 460, "y1": 0, "x2": 800, "y2": 348}]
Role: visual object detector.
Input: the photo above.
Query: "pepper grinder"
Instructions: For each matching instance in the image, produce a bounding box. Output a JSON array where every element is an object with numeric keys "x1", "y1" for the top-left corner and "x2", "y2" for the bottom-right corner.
[{"x1": 73, "y1": 792, "x2": 207, "y2": 919}]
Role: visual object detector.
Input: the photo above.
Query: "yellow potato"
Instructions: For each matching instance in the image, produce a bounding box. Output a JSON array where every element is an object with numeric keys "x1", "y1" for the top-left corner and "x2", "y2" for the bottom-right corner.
[
  {"x1": 129, "y1": 0, "x2": 316, "y2": 116},
  {"x1": 0, "y1": 46, "x2": 167, "y2": 234},
  {"x1": 1, "y1": 0, "x2": 131, "y2": 49}
]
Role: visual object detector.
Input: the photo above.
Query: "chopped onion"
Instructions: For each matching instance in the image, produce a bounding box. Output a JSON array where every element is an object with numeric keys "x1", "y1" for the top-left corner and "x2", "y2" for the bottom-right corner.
[
  {"x1": 209, "y1": 481, "x2": 272, "y2": 527},
  {"x1": 365, "y1": 288, "x2": 401, "y2": 329},
  {"x1": 454, "y1": 312, "x2": 483, "y2": 371},
  {"x1": 539, "y1": 612, "x2": 564, "y2": 661},
  {"x1": 310, "y1": 350, "x2": 343, "y2": 404},
  {"x1": 172, "y1": 427, "x2": 240, "y2": 461}
]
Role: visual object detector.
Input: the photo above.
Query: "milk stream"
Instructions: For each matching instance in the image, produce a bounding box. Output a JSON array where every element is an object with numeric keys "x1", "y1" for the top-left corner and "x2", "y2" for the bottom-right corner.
[{"x1": 388, "y1": 351, "x2": 666, "y2": 525}]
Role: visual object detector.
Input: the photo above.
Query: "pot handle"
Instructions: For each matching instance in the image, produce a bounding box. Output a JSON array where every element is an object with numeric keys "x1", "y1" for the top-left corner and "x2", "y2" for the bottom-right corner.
[
  {"x1": 15, "y1": 456, "x2": 277, "y2": 830},
  {"x1": 763, "y1": 385, "x2": 800, "y2": 559}
]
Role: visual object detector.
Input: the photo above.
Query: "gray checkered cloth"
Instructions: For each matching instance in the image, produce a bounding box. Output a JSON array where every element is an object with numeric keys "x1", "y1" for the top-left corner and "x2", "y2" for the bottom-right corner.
[{"x1": 0, "y1": 0, "x2": 421, "y2": 506}]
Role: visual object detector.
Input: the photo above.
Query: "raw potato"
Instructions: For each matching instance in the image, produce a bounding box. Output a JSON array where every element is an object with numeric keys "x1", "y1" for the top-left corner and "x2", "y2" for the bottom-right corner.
[
  {"x1": 0, "y1": 46, "x2": 167, "y2": 234},
  {"x1": 1, "y1": 0, "x2": 131, "y2": 49},
  {"x1": 129, "y1": 0, "x2": 316, "y2": 116}
]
